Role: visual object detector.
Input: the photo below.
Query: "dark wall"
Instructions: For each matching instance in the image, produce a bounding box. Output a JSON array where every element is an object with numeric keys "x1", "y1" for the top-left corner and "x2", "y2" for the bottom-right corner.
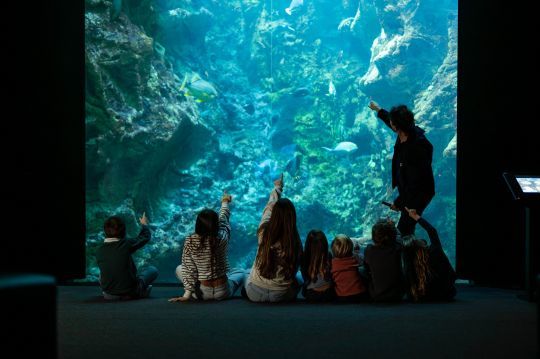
[
  {"x1": 457, "y1": 1, "x2": 540, "y2": 286},
  {"x1": 2, "y1": 1, "x2": 85, "y2": 279}
]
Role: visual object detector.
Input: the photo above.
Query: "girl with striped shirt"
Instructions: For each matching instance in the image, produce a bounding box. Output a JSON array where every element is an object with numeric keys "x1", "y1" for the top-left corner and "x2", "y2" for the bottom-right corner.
[{"x1": 169, "y1": 191, "x2": 245, "y2": 302}]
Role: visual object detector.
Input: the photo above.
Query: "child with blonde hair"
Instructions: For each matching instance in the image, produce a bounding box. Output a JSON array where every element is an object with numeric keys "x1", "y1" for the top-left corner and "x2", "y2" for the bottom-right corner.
[{"x1": 330, "y1": 234, "x2": 368, "y2": 302}]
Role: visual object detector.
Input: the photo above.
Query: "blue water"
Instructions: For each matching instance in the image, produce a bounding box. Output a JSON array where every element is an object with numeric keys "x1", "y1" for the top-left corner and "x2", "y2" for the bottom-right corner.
[{"x1": 85, "y1": 0, "x2": 457, "y2": 282}]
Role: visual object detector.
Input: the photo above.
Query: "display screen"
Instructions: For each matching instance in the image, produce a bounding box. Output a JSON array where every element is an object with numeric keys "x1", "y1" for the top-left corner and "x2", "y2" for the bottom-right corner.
[
  {"x1": 516, "y1": 177, "x2": 540, "y2": 193},
  {"x1": 85, "y1": 0, "x2": 457, "y2": 282}
]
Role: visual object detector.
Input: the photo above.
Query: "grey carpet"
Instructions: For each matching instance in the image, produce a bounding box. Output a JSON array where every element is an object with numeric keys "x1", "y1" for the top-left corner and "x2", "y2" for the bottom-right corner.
[{"x1": 58, "y1": 284, "x2": 537, "y2": 359}]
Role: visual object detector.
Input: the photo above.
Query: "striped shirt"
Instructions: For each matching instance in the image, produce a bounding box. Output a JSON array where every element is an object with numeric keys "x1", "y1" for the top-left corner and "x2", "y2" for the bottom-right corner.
[{"x1": 180, "y1": 202, "x2": 231, "y2": 292}]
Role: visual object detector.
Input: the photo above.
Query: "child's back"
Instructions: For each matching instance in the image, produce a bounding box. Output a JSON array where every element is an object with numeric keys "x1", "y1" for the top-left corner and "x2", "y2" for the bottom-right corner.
[
  {"x1": 97, "y1": 234, "x2": 148, "y2": 295},
  {"x1": 330, "y1": 234, "x2": 367, "y2": 302},
  {"x1": 96, "y1": 214, "x2": 157, "y2": 298},
  {"x1": 331, "y1": 256, "x2": 365, "y2": 297},
  {"x1": 301, "y1": 230, "x2": 335, "y2": 302},
  {"x1": 364, "y1": 242, "x2": 404, "y2": 302}
]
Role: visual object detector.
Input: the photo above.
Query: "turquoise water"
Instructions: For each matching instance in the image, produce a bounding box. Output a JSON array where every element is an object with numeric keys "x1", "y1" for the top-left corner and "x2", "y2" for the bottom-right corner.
[{"x1": 85, "y1": 0, "x2": 457, "y2": 282}]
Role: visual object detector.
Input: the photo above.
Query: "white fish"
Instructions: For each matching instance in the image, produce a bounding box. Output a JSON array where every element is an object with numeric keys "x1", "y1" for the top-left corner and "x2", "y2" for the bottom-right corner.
[
  {"x1": 327, "y1": 79, "x2": 336, "y2": 96},
  {"x1": 443, "y1": 134, "x2": 457, "y2": 158},
  {"x1": 322, "y1": 141, "x2": 358, "y2": 153},
  {"x1": 285, "y1": 0, "x2": 304, "y2": 15}
]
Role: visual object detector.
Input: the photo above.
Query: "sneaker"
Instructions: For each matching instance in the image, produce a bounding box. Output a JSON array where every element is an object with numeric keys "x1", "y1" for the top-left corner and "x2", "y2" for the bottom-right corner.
[{"x1": 103, "y1": 291, "x2": 123, "y2": 301}]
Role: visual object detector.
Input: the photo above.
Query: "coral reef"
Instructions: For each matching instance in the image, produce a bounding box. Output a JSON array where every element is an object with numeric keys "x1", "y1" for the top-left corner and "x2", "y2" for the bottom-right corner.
[{"x1": 85, "y1": 0, "x2": 457, "y2": 281}]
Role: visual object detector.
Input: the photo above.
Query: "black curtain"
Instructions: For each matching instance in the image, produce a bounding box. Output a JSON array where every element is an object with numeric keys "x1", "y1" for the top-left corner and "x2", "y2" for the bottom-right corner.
[{"x1": 457, "y1": 0, "x2": 540, "y2": 286}]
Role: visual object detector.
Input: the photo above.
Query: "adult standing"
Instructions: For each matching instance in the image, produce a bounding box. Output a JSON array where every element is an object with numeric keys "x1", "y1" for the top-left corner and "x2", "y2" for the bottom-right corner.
[{"x1": 368, "y1": 101, "x2": 435, "y2": 237}]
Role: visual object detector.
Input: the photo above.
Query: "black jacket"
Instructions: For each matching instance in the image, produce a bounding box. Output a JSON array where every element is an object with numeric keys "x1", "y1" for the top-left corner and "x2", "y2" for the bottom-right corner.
[
  {"x1": 377, "y1": 109, "x2": 435, "y2": 209},
  {"x1": 96, "y1": 226, "x2": 151, "y2": 296}
]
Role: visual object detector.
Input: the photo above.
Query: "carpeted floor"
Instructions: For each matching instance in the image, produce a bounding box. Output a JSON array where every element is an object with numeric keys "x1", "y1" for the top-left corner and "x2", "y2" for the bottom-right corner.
[{"x1": 58, "y1": 284, "x2": 537, "y2": 359}]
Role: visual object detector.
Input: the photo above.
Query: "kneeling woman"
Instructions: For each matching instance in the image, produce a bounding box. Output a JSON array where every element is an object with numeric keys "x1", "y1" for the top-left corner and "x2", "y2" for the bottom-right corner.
[
  {"x1": 170, "y1": 191, "x2": 245, "y2": 302},
  {"x1": 244, "y1": 174, "x2": 303, "y2": 303}
]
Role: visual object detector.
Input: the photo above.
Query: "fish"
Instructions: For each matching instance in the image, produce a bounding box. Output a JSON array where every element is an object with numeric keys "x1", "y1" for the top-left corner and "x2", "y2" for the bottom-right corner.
[
  {"x1": 292, "y1": 87, "x2": 310, "y2": 97},
  {"x1": 337, "y1": 50, "x2": 344, "y2": 63},
  {"x1": 256, "y1": 159, "x2": 281, "y2": 179},
  {"x1": 180, "y1": 74, "x2": 218, "y2": 102},
  {"x1": 443, "y1": 134, "x2": 457, "y2": 158},
  {"x1": 279, "y1": 144, "x2": 298, "y2": 157},
  {"x1": 322, "y1": 141, "x2": 358, "y2": 153},
  {"x1": 327, "y1": 79, "x2": 336, "y2": 97},
  {"x1": 285, "y1": 0, "x2": 304, "y2": 15},
  {"x1": 285, "y1": 154, "x2": 303, "y2": 177}
]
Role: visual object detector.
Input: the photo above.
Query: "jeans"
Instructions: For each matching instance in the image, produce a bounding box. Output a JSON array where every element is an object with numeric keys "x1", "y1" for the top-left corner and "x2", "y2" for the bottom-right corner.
[
  {"x1": 175, "y1": 265, "x2": 245, "y2": 301},
  {"x1": 135, "y1": 266, "x2": 158, "y2": 297},
  {"x1": 244, "y1": 274, "x2": 302, "y2": 303}
]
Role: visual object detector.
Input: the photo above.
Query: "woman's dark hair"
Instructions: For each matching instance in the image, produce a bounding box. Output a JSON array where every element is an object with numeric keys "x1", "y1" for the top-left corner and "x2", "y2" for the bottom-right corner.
[
  {"x1": 256, "y1": 198, "x2": 302, "y2": 280},
  {"x1": 301, "y1": 230, "x2": 330, "y2": 282},
  {"x1": 104, "y1": 216, "x2": 126, "y2": 239},
  {"x1": 194, "y1": 209, "x2": 220, "y2": 276},
  {"x1": 389, "y1": 105, "x2": 415, "y2": 133},
  {"x1": 372, "y1": 219, "x2": 397, "y2": 245}
]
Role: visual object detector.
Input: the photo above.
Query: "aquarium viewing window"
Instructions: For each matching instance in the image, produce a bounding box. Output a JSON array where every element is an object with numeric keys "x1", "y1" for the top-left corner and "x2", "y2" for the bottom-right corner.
[{"x1": 85, "y1": 0, "x2": 458, "y2": 282}]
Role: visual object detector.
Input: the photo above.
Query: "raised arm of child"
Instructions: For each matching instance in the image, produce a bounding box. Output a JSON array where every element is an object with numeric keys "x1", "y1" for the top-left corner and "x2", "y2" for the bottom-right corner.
[
  {"x1": 127, "y1": 212, "x2": 151, "y2": 253},
  {"x1": 257, "y1": 174, "x2": 283, "y2": 244},
  {"x1": 218, "y1": 190, "x2": 232, "y2": 245},
  {"x1": 404, "y1": 207, "x2": 441, "y2": 250}
]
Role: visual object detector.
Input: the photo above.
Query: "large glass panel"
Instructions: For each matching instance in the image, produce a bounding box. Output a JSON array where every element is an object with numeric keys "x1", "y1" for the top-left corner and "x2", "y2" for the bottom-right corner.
[{"x1": 85, "y1": 0, "x2": 457, "y2": 282}]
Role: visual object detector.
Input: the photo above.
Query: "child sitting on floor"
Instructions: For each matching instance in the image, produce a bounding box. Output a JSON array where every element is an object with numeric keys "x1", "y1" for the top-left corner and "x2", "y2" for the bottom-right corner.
[
  {"x1": 301, "y1": 230, "x2": 335, "y2": 302},
  {"x1": 364, "y1": 219, "x2": 405, "y2": 302},
  {"x1": 96, "y1": 212, "x2": 158, "y2": 300},
  {"x1": 401, "y1": 207, "x2": 457, "y2": 302},
  {"x1": 331, "y1": 234, "x2": 368, "y2": 303},
  {"x1": 169, "y1": 191, "x2": 245, "y2": 302}
]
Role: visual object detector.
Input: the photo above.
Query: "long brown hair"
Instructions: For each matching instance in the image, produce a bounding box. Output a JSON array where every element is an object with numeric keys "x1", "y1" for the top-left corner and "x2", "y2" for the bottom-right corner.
[
  {"x1": 301, "y1": 230, "x2": 330, "y2": 281},
  {"x1": 403, "y1": 239, "x2": 432, "y2": 301},
  {"x1": 255, "y1": 198, "x2": 301, "y2": 280}
]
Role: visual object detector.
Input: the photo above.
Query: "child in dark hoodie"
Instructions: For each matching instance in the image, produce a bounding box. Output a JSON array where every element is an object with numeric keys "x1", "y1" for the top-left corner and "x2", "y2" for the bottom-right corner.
[
  {"x1": 363, "y1": 219, "x2": 405, "y2": 302},
  {"x1": 96, "y1": 212, "x2": 158, "y2": 300},
  {"x1": 330, "y1": 234, "x2": 368, "y2": 303}
]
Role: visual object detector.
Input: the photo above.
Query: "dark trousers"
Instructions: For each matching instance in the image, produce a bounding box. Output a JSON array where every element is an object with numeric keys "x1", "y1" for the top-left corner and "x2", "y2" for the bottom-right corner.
[
  {"x1": 303, "y1": 287, "x2": 336, "y2": 302},
  {"x1": 397, "y1": 197, "x2": 432, "y2": 236},
  {"x1": 135, "y1": 266, "x2": 158, "y2": 297}
]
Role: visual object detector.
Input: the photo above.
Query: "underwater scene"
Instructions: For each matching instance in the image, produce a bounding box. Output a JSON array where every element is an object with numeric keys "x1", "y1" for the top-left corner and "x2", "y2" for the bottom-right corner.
[{"x1": 85, "y1": 0, "x2": 457, "y2": 282}]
